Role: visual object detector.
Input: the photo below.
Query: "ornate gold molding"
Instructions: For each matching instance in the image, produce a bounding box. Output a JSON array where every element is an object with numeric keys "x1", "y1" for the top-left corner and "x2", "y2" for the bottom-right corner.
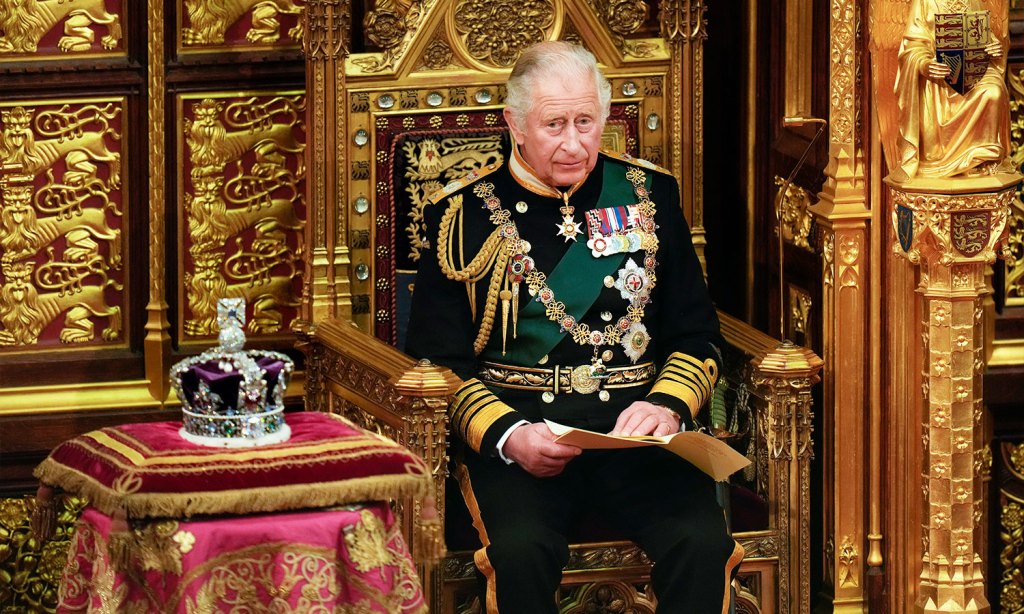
[
  {"x1": 301, "y1": 0, "x2": 353, "y2": 325},
  {"x1": 145, "y1": 0, "x2": 171, "y2": 403}
]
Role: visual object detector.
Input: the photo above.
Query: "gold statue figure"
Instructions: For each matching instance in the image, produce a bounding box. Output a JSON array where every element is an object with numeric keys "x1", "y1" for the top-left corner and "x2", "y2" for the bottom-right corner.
[{"x1": 889, "y1": 0, "x2": 1013, "y2": 181}]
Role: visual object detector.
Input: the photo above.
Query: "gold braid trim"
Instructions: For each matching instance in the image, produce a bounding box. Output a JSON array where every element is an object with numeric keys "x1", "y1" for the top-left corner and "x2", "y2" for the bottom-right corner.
[
  {"x1": 436, "y1": 195, "x2": 512, "y2": 355},
  {"x1": 33, "y1": 459, "x2": 428, "y2": 519},
  {"x1": 649, "y1": 352, "x2": 719, "y2": 416}
]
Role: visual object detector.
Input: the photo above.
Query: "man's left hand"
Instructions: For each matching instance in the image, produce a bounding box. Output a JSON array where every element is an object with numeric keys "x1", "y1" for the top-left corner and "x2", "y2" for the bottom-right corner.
[{"x1": 610, "y1": 401, "x2": 681, "y2": 437}]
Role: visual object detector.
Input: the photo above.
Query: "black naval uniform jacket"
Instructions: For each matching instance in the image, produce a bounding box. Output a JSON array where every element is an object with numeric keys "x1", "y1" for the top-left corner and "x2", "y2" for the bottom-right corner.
[{"x1": 406, "y1": 149, "x2": 723, "y2": 457}]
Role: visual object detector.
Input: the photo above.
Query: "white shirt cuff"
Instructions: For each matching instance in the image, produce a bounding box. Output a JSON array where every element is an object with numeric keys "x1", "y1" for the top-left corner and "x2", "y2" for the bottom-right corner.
[{"x1": 495, "y1": 420, "x2": 530, "y2": 464}]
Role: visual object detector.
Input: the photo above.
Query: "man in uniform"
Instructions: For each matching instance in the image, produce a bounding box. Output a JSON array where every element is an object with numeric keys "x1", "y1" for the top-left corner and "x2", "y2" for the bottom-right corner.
[{"x1": 407, "y1": 41, "x2": 742, "y2": 613}]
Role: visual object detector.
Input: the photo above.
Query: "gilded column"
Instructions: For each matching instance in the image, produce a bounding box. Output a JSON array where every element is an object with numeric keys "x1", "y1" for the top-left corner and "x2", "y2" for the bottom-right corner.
[
  {"x1": 300, "y1": 0, "x2": 353, "y2": 326},
  {"x1": 754, "y1": 342, "x2": 823, "y2": 614},
  {"x1": 890, "y1": 179, "x2": 1015, "y2": 614},
  {"x1": 144, "y1": 0, "x2": 172, "y2": 402},
  {"x1": 660, "y1": 0, "x2": 708, "y2": 274},
  {"x1": 807, "y1": 0, "x2": 870, "y2": 610}
]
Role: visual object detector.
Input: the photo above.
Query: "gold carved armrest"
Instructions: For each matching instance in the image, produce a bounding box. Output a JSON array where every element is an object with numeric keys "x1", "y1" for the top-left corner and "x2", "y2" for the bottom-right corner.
[{"x1": 296, "y1": 318, "x2": 460, "y2": 567}]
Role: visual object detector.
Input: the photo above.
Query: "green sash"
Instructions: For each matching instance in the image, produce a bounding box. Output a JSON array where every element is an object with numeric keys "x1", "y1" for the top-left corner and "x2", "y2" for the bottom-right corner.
[{"x1": 486, "y1": 160, "x2": 653, "y2": 366}]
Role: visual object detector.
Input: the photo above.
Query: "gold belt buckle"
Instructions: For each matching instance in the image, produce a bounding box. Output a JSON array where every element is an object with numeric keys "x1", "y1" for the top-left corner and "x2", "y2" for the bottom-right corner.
[{"x1": 569, "y1": 365, "x2": 601, "y2": 394}]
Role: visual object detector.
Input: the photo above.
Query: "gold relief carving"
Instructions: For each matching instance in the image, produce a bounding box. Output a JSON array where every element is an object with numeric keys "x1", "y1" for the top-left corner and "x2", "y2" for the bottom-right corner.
[
  {"x1": 1000, "y1": 501, "x2": 1024, "y2": 612},
  {"x1": 829, "y1": 0, "x2": 857, "y2": 148},
  {"x1": 1008, "y1": 442, "x2": 1024, "y2": 478},
  {"x1": 838, "y1": 233, "x2": 861, "y2": 288},
  {"x1": 181, "y1": 0, "x2": 304, "y2": 47},
  {"x1": 352, "y1": 0, "x2": 432, "y2": 73},
  {"x1": 561, "y1": 581, "x2": 656, "y2": 614},
  {"x1": 0, "y1": 102, "x2": 125, "y2": 348},
  {"x1": 1010, "y1": 69, "x2": 1024, "y2": 180},
  {"x1": 0, "y1": 494, "x2": 85, "y2": 611},
  {"x1": 560, "y1": 19, "x2": 584, "y2": 47},
  {"x1": 1004, "y1": 196, "x2": 1024, "y2": 304},
  {"x1": 837, "y1": 536, "x2": 860, "y2": 588},
  {"x1": 418, "y1": 36, "x2": 456, "y2": 71},
  {"x1": 0, "y1": 0, "x2": 122, "y2": 55},
  {"x1": 566, "y1": 543, "x2": 651, "y2": 569},
  {"x1": 660, "y1": 0, "x2": 708, "y2": 43},
  {"x1": 586, "y1": 0, "x2": 657, "y2": 58},
  {"x1": 304, "y1": 0, "x2": 349, "y2": 60},
  {"x1": 452, "y1": 0, "x2": 555, "y2": 68},
  {"x1": 890, "y1": 187, "x2": 1014, "y2": 266},
  {"x1": 181, "y1": 94, "x2": 306, "y2": 337},
  {"x1": 364, "y1": 3, "x2": 408, "y2": 49},
  {"x1": 401, "y1": 136, "x2": 504, "y2": 263},
  {"x1": 774, "y1": 176, "x2": 815, "y2": 252}
]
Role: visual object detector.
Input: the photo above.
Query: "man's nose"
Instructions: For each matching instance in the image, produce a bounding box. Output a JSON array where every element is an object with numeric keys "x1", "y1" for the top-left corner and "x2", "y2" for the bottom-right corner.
[{"x1": 561, "y1": 127, "x2": 582, "y2": 153}]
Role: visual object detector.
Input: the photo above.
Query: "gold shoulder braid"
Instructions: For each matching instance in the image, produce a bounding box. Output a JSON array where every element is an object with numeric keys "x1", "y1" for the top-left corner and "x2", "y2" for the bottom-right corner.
[
  {"x1": 436, "y1": 166, "x2": 659, "y2": 369},
  {"x1": 436, "y1": 193, "x2": 513, "y2": 355}
]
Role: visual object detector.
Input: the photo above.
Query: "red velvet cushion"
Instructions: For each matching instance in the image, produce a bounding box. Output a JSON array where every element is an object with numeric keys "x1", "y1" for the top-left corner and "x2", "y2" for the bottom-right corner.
[{"x1": 34, "y1": 412, "x2": 429, "y2": 518}]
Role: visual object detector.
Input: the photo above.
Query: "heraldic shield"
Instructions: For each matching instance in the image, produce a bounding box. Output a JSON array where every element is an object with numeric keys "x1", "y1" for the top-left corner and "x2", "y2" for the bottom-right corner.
[
  {"x1": 897, "y1": 204, "x2": 914, "y2": 252},
  {"x1": 950, "y1": 210, "x2": 991, "y2": 257},
  {"x1": 934, "y1": 10, "x2": 991, "y2": 95}
]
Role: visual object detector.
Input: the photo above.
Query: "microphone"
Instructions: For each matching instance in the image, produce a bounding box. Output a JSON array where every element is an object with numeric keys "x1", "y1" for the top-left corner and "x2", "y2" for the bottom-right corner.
[{"x1": 775, "y1": 115, "x2": 827, "y2": 340}]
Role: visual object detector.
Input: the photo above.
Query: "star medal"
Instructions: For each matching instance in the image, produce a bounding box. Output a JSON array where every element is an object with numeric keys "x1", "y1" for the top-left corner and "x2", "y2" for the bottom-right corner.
[
  {"x1": 614, "y1": 258, "x2": 651, "y2": 302},
  {"x1": 622, "y1": 322, "x2": 650, "y2": 363}
]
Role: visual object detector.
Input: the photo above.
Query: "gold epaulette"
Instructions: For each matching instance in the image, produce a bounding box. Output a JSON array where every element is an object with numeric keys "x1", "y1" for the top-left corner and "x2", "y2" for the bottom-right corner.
[
  {"x1": 601, "y1": 149, "x2": 673, "y2": 175},
  {"x1": 426, "y1": 162, "x2": 504, "y2": 205}
]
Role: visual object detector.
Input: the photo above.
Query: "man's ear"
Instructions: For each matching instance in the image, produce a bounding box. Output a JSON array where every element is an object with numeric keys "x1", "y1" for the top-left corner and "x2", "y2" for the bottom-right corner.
[{"x1": 503, "y1": 107, "x2": 526, "y2": 144}]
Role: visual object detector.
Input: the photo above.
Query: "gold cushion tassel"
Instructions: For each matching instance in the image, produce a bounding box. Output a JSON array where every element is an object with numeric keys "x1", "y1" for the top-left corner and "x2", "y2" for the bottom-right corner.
[
  {"x1": 414, "y1": 483, "x2": 447, "y2": 566},
  {"x1": 30, "y1": 484, "x2": 57, "y2": 541}
]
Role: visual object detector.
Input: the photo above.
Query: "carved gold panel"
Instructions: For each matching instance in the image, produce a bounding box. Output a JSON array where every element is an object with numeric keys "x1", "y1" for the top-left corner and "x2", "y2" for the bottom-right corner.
[
  {"x1": 0, "y1": 0, "x2": 125, "y2": 61},
  {"x1": 176, "y1": 91, "x2": 306, "y2": 345},
  {"x1": 446, "y1": 0, "x2": 559, "y2": 70},
  {"x1": 176, "y1": 0, "x2": 305, "y2": 54},
  {"x1": 0, "y1": 98, "x2": 127, "y2": 353}
]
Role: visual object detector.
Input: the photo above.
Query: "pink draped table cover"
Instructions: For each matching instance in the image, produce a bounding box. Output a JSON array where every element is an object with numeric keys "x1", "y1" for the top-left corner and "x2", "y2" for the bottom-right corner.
[{"x1": 57, "y1": 503, "x2": 427, "y2": 613}]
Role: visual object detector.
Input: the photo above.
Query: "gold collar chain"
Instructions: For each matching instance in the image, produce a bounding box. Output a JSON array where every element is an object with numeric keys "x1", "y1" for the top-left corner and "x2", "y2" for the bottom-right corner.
[{"x1": 472, "y1": 166, "x2": 659, "y2": 368}]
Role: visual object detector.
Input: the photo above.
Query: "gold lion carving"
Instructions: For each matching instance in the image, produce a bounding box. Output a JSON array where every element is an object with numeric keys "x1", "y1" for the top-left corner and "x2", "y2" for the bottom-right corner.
[
  {"x1": 0, "y1": 260, "x2": 121, "y2": 346},
  {"x1": 0, "y1": 106, "x2": 121, "y2": 187},
  {"x1": 185, "y1": 99, "x2": 304, "y2": 175},
  {"x1": 182, "y1": 0, "x2": 304, "y2": 46},
  {"x1": 0, "y1": 0, "x2": 122, "y2": 53}
]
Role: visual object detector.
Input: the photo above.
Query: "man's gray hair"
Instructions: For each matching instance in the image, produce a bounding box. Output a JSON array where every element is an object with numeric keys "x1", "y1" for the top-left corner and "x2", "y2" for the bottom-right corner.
[{"x1": 505, "y1": 41, "x2": 612, "y2": 132}]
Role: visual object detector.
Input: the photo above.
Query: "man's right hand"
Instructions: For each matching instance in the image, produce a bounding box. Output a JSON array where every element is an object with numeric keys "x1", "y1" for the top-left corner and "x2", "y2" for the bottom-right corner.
[{"x1": 503, "y1": 423, "x2": 581, "y2": 477}]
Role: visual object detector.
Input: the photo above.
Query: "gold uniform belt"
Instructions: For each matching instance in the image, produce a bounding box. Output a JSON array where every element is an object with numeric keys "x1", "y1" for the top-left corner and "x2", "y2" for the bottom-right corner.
[{"x1": 479, "y1": 360, "x2": 656, "y2": 400}]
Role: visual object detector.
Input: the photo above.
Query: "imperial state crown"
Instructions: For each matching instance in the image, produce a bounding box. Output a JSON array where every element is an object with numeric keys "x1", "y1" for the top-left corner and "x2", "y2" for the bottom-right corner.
[{"x1": 170, "y1": 298, "x2": 293, "y2": 447}]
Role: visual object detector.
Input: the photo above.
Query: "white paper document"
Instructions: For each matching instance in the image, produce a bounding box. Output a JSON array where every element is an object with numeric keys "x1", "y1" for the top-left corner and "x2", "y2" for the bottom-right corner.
[{"x1": 544, "y1": 420, "x2": 751, "y2": 482}]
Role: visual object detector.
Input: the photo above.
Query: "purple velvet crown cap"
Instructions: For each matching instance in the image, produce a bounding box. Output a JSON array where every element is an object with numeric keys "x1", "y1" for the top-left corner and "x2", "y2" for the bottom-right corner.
[{"x1": 178, "y1": 355, "x2": 286, "y2": 413}]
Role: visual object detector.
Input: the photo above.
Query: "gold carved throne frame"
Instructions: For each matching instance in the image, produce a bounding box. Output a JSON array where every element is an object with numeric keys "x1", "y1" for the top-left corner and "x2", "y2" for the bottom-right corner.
[{"x1": 298, "y1": 1, "x2": 813, "y2": 612}]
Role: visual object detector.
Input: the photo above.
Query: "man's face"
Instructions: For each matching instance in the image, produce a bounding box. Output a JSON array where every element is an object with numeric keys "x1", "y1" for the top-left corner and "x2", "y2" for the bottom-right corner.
[{"x1": 505, "y1": 76, "x2": 604, "y2": 188}]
